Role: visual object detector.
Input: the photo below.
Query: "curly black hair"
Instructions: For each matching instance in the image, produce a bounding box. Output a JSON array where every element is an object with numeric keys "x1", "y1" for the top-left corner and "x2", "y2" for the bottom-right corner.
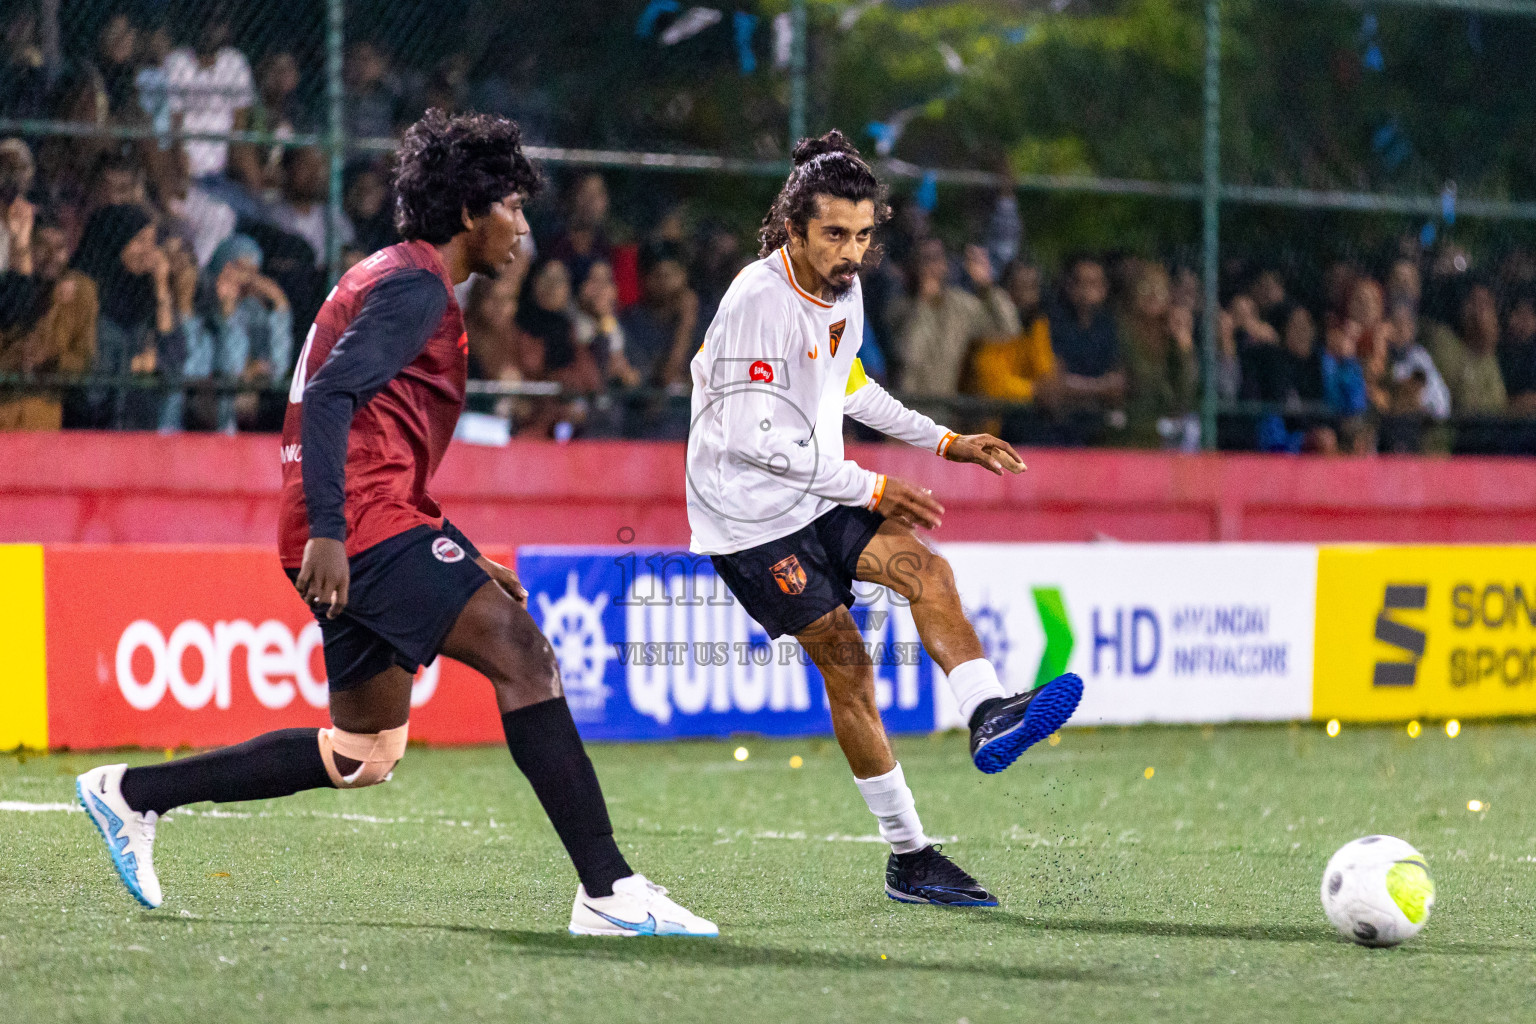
[
  {"x1": 758, "y1": 130, "x2": 889, "y2": 257},
  {"x1": 393, "y1": 109, "x2": 542, "y2": 245}
]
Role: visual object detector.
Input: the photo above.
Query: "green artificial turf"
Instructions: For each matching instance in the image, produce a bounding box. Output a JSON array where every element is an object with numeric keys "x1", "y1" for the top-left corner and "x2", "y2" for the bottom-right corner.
[{"x1": 3, "y1": 723, "x2": 1534, "y2": 1023}]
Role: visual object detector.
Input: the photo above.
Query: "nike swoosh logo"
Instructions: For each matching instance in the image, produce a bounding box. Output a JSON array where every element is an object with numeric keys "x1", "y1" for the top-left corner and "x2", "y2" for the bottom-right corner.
[
  {"x1": 587, "y1": 905, "x2": 658, "y2": 935},
  {"x1": 88, "y1": 792, "x2": 130, "y2": 854}
]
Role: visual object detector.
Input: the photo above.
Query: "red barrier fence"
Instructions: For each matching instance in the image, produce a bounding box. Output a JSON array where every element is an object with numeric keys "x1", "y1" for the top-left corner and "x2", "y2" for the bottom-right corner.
[{"x1": 3, "y1": 432, "x2": 1535, "y2": 546}]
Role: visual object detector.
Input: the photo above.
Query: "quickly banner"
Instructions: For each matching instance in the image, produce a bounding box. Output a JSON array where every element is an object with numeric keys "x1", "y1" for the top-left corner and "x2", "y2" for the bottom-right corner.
[{"x1": 517, "y1": 547, "x2": 938, "y2": 740}]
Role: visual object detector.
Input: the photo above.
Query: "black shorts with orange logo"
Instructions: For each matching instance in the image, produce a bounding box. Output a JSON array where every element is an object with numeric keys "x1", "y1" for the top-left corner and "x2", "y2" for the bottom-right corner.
[
  {"x1": 709, "y1": 505, "x2": 885, "y2": 639},
  {"x1": 286, "y1": 520, "x2": 491, "y2": 692}
]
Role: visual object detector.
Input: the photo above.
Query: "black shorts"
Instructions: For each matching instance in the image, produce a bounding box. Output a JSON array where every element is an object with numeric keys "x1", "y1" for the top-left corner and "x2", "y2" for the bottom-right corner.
[
  {"x1": 287, "y1": 521, "x2": 491, "y2": 692},
  {"x1": 710, "y1": 505, "x2": 885, "y2": 639}
]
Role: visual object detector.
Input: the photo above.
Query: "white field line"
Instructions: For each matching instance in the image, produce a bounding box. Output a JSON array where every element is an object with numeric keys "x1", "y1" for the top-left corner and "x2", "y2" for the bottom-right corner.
[
  {"x1": 748, "y1": 831, "x2": 959, "y2": 844},
  {"x1": 2, "y1": 801, "x2": 959, "y2": 847},
  {"x1": 0, "y1": 801, "x2": 483, "y2": 827}
]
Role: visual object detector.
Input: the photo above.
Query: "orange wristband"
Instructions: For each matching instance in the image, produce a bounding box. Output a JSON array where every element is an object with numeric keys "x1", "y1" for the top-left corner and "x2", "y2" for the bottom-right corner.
[
  {"x1": 867, "y1": 474, "x2": 887, "y2": 511},
  {"x1": 936, "y1": 431, "x2": 958, "y2": 457}
]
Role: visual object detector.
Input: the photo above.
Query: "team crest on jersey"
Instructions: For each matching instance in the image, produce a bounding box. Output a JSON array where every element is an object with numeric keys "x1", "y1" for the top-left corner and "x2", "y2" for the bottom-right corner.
[
  {"x1": 431, "y1": 537, "x2": 466, "y2": 563},
  {"x1": 770, "y1": 554, "x2": 808, "y2": 595},
  {"x1": 829, "y1": 319, "x2": 846, "y2": 358}
]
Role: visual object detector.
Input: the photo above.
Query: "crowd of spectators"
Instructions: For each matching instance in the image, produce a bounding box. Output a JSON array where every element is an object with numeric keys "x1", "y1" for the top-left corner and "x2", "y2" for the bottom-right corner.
[
  {"x1": 3, "y1": 5, "x2": 1536, "y2": 455},
  {"x1": 852, "y1": 195, "x2": 1536, "y2": 455}
]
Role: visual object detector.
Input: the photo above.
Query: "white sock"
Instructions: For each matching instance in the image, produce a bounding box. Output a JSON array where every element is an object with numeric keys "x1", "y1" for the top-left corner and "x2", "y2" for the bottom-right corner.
[
  {"x1": 947, "y1": 657, "x2": 1006, "y2": 725},
  {"x1": 854, "y1": 762, "x2": 928, "y2": 854}
]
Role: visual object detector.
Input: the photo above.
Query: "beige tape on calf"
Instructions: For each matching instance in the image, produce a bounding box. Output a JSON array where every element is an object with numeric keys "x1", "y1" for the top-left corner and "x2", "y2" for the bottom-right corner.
[{"x1": 318, "y1": 722, "x2": 409, "y2": 789}]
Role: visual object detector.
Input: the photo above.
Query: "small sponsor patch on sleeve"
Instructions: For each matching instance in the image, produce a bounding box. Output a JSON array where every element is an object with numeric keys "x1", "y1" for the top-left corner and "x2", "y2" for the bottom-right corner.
[{"x1": 708, "y1": 357, "x2": 789, "y2": 390}]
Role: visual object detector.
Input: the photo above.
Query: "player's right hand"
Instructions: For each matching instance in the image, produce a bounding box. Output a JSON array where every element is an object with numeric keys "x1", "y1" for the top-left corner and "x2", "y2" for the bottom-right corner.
[
  {"x1": 297, "y1": 537, "x2": 350, "y2": 618},
  {"x1": 876, "y1": 476, "x2": 945, "y2": 530}
]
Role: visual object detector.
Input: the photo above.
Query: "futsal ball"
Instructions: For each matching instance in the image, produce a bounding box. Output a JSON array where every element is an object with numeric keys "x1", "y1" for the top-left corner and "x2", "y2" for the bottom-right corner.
[{"x1": 1320, "y1": 835, "x2": 1435, "y2": 947}]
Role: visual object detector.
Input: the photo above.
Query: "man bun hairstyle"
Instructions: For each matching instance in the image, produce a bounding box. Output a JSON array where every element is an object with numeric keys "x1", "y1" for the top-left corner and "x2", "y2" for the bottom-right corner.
[
  {"x1": 758, "y1": 129, "x2": 889, "y2": 257},
  {"x1": 393, "y1": 109, "x2": 542, "y2": 245}
]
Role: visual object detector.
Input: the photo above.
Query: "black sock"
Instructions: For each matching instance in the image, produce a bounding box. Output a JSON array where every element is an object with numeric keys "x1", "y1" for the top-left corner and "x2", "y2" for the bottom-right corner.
[
  {"x1": 969, "y1": 696, "x2": 1005, "y2": 732},
  {"x1": 120, "y1": 728, "x2": 335, "y2": 816},
  {"x1": 500, "y1": 698, "x2": 631, "y2": 898}
]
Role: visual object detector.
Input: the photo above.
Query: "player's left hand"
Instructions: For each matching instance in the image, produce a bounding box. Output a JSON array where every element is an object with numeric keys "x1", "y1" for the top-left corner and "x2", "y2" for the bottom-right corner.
[
  {"x1": 943, "y1": 433, "x2": 1027, "y2": 475},
  {"x1": 477, "y1": 556, "x2": 528, "y2": 607}
]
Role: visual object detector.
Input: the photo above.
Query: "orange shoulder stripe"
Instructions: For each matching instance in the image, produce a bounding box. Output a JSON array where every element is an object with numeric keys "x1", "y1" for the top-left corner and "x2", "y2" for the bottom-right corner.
[{"x1": 778, "y1": 248, "x2": 834, "y2": 309}]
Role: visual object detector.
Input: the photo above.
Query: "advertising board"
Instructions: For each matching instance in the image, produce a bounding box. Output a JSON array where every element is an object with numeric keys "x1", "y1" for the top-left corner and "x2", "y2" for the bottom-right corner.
[
  {"x1": 12, "y1": 540, "x2": 1535, "y2": 751},
  {"x1": 938, "y1": 544, "x2": 1319, "y2": 727},
  {"x1": 1313, "y1": 546, "x2": 1536, "y2": 721}
]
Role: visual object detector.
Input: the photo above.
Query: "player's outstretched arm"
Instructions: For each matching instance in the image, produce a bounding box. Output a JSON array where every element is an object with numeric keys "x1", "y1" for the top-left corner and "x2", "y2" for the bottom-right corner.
[
  {"x1": 941, "y1": 433, "x2": 1027, "y2": 476},
  {"x1": 843, "y1": 362, "x2": 1019, "y2": 473}
]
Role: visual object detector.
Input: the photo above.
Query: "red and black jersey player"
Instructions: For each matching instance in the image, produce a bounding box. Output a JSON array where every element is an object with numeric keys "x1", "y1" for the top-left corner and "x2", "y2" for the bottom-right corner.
[{"x1": 75, "y1": 111, "x2": 716, "y2": 938}]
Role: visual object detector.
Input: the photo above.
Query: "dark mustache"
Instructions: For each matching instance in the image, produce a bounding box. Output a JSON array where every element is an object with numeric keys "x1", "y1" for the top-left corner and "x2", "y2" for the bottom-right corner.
[{"x1": 831, "y1": 260, "x2": 864, "y2": 276}]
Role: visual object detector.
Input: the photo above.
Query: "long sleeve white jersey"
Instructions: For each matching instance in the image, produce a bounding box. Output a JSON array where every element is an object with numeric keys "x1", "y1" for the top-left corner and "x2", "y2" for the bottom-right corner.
[{"x1": 686, "y1": 247, "x2": 958, "y2": 554}]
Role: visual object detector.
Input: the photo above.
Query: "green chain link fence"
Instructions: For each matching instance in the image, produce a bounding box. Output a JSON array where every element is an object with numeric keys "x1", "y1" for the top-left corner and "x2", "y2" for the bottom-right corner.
[{"x1": 3, "y1": 0, "x2": 1536, "y2": 447}]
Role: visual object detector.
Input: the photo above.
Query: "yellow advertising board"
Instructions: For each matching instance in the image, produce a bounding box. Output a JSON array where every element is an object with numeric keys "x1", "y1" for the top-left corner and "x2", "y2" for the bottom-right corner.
[
  {"x1": 0, "y1": 544, "x2": 48, "y2": 750},
  {"x1": 1314, "y1": 545, "x2": 1536, "y2": 721}
]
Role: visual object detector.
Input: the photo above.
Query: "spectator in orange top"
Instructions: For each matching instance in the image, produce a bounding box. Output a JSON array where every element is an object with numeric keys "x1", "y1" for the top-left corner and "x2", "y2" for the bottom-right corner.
[
  {"x1": 968, "y1": 259, "x2": 1057, "y2": 405},
  {"x1": 0, "y1": 207, "x2": 99, "y2": 430}
]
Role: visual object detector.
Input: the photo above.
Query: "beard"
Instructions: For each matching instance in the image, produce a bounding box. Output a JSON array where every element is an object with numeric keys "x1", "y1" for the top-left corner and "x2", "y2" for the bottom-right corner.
[{"x1": 826, "y1": 260, "x2": 862, "y2": 298}]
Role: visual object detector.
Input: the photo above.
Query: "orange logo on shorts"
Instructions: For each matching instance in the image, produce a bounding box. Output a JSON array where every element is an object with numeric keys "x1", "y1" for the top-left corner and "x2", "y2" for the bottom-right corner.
[{"x1": 771, "y1": 554, "x2": 808, "y2": 595}]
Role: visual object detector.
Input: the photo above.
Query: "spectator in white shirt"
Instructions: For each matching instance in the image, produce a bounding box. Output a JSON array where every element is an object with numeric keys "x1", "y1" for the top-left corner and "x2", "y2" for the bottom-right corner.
[
  {"x1": 260, "y1": 146, "x2": 352, "y2": 269},
  {"x1": 163, "y1": 10, "x2": 255, "y2": 213}
]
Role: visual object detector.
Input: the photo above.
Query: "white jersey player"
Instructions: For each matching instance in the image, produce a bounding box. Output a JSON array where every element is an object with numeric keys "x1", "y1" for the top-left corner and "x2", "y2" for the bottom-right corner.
[{"x1": 686, "y1": 131, "x2": 1084, "y2": 907}]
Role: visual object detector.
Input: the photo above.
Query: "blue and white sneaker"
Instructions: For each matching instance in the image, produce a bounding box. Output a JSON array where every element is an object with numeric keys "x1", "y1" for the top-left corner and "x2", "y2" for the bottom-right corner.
[
  {"x1": 886, "y1": 845, "x2": 997, "y2": 907},
  {"x1": 969, "y1": 672, "x2": 1084, "y2": 775},
  {"x1": 76, "y1": 764, "x2": 163, "y2": 909},
  {"x1": 568, "y1": 874, "x2": 718, "y2": 937}
]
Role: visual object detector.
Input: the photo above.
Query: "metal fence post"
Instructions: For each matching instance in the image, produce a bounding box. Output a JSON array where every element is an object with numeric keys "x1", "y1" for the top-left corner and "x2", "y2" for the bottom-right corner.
[
  {"x1": 789, "y1": 0, "x2": 807, "y2": 150},
  {"x1": 1200, "y1": 0, "x2": 1222, "y2": 451},
  {"x1": 325, "y1": 0, "x2": 346, "y2": 286}
]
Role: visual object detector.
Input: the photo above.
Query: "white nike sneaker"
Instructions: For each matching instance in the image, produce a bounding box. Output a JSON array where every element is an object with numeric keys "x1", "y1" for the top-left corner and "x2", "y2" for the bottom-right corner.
[
  {"x1": 568, "y1": 873, "x2": 718, "y2": 937},
  {"x1": 76, "y1": 764, "x2": 163, "y2": 909}
]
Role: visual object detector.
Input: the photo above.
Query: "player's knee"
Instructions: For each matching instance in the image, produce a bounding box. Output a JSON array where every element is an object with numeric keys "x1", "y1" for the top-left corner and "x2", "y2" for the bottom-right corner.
[
  {"x1": 815, "y1": 643, "x2": 879, "y2": 711},
  {"x1": 915, "y1": 552, "x2": 959, "y2": 603},
  {"x1": 487, "y1": 617, "x2": 562, "y2": 702},
  {"x1": 318, "y1": 723, "x2": 408, "y2": 789}
]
